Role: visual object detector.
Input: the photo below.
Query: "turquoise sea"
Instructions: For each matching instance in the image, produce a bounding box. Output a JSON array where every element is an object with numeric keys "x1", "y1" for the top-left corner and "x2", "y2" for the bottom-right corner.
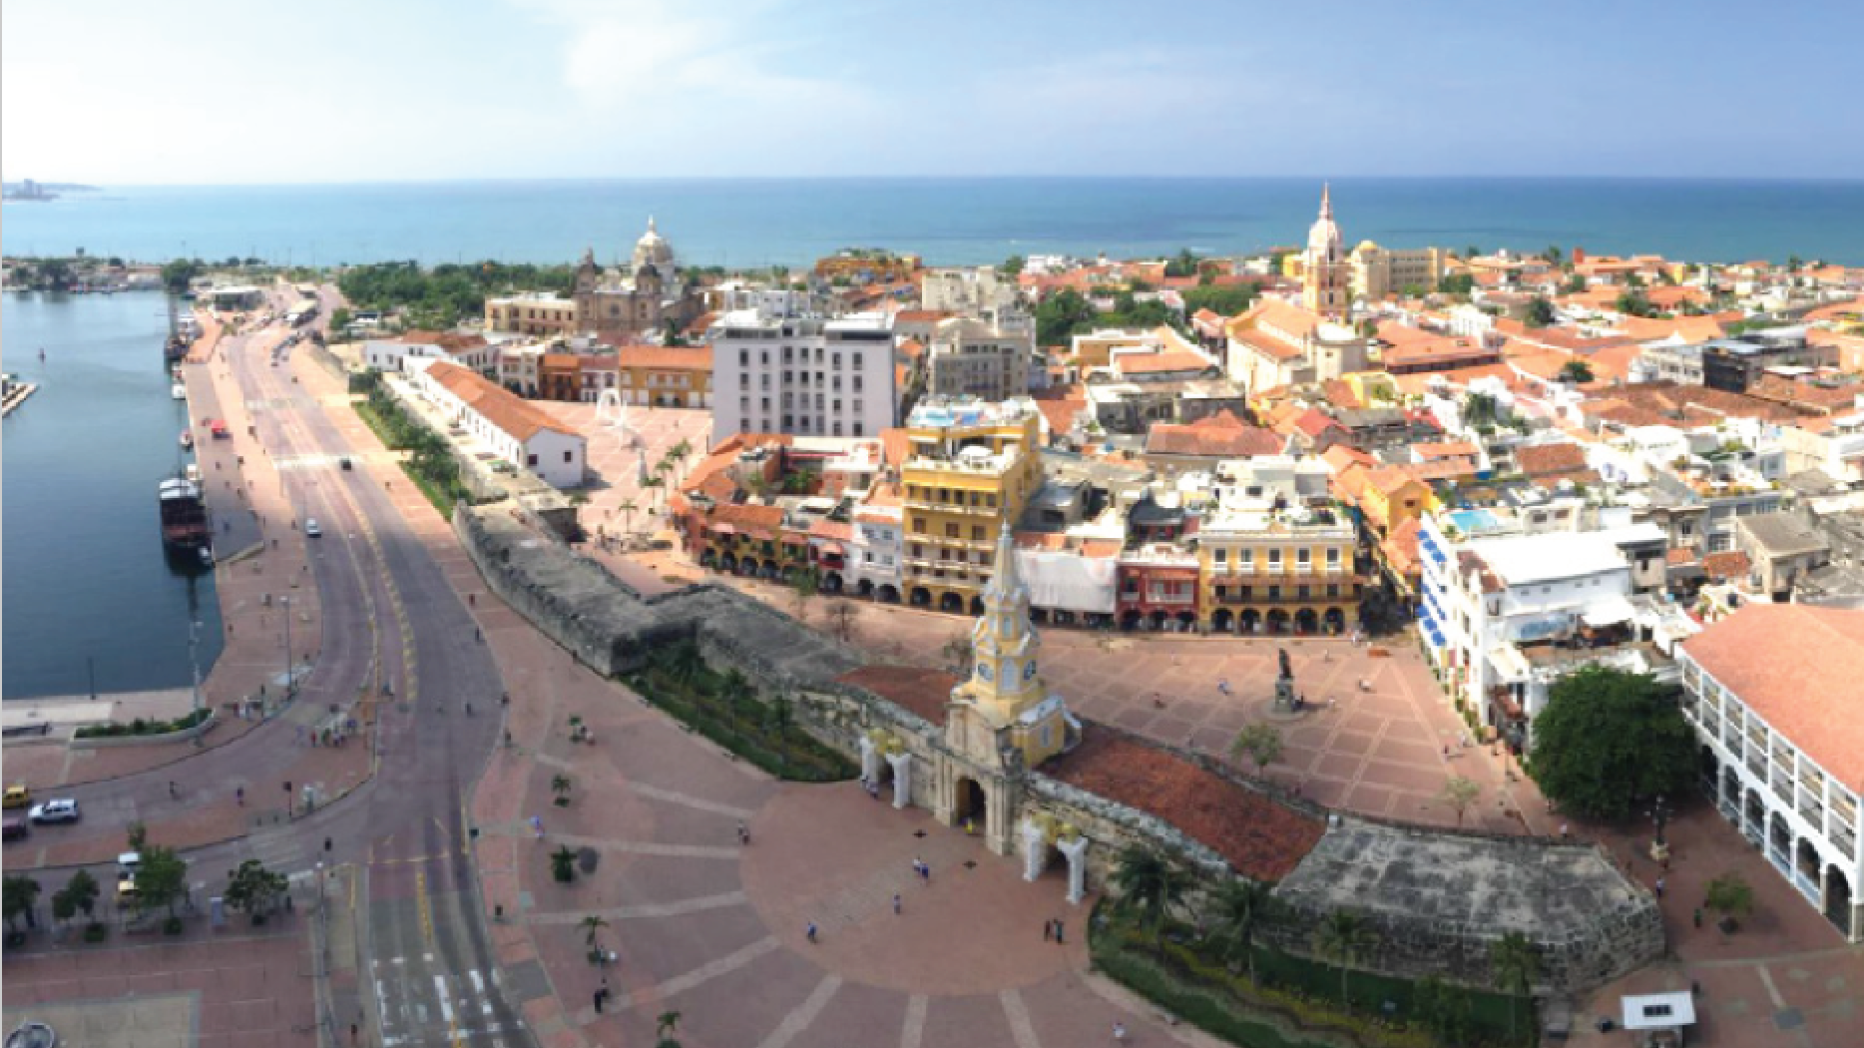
[{"x1": 4, "y1": 178, "x2": 1863, "y2": 269}]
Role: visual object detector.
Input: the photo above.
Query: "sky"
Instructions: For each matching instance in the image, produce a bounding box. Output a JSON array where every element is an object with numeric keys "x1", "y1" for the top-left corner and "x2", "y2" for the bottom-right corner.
[{"x1": 5, "y1": 0, "x2": 1861, "y2": 185}]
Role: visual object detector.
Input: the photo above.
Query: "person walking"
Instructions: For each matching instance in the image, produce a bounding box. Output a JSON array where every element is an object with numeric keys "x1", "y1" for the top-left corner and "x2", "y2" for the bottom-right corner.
[
  {"x1": 1055, "y1": 919, "x2": 1065, "y2": 945},
  {"x1": 893, "y1": 894, "x2": 902, "y2": 916},
  {"x1": 531, "y1": 815, "x2": 544, "y2": 840},
  {"x1": 806, "y1": 922, "x2": 818, "y2": 944},
  {"x1": 1655, "y1": 876, "x2": 1666, "y2": 900},
  {"x1": 1044, "y1": 920, "x2": 1053, "y2": 942},
  {"x1": 1112, "y1": 1022, "x2": 1127, "y2": 1042}
]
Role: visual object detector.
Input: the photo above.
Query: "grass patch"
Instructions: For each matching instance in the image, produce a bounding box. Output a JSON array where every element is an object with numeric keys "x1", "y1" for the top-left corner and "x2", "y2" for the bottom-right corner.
[
  {"x1": 627, "y1": 643, "x2": 857, "y2": 783},
  {"x1": 353, "y1": 400, "x2": 401, "y2": 450},
  {"x1": 401, "y1": 461, "x2": 458, "y2": 516},
  {"x1": 1090, "y1": 903, "x2": 1534, "y2": 1048},
  {"x1": 76, "y1": 708, "x2": 211, "y2": 739}
]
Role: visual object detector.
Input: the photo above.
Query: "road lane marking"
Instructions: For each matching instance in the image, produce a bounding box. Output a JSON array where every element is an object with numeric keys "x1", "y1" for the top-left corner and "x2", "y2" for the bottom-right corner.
[
  {"x1": 435, "y1": 974, "x2": 453, "y2": 1022},
  {"x1": 901, "y1": 994, "x2": 928, "y2": 1048},
  {"x1": 1001, "y1": 988, "x2": 1041, "y2": 1048}
]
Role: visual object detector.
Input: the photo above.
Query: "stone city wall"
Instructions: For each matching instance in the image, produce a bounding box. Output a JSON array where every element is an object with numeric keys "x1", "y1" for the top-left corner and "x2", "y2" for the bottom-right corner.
[{"x1": 454, "y1": 502, "x2": 1661, "y2": 994}]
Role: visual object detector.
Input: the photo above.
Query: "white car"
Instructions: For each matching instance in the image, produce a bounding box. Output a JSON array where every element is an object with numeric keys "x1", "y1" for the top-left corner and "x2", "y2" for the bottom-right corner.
[
  {"x1": 304, "y1": 518, "x2": 322, "y2": 537},
  {"x1": 28, "y1": 798, "x2": 80, "y2": 824}
]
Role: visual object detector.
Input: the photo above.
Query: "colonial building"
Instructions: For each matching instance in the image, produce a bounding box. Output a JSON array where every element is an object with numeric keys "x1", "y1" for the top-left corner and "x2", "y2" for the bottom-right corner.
[
  {"x1": 1191, "y1": 458, "x2": 1361, "y2": 636},
  {"x1": 900, "y1": 398, "x2": 1045, "y2": 614},
  {"x1": 1679, "y1": 604, "x2": 1862, "y2": 942},
  {"x1": 484, "y1": 218, "x2": 704, "y2": 341},
  {"x1": 1302, "y1": 184, "x2": 1351, "y2": 319},
  {"x1": 1350, "y1": 240, "x2": 1448, "y2": 302},
  {"x1": 409, "y1": 359, "x2": 586, "y2": 489}
]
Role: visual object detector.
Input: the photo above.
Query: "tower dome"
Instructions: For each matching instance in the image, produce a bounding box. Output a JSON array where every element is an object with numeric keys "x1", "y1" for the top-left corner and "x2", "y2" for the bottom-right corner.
[
  {"x1": 1306, "y1": 184, "x2": 1342, "y2": 254},
  {"x1": 632, "y1": 215, "x2": 674, "y2": 271}
]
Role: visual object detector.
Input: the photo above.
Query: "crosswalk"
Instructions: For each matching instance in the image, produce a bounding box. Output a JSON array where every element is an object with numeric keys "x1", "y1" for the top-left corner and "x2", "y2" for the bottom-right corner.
[{"x1": 375, "y1": 956, "x2": 523, "y2": 1046}]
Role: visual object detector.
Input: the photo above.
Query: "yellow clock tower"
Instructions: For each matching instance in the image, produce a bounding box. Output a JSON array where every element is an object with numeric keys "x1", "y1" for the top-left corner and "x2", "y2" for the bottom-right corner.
[{"x1": 947, "y1": 524, "x2": 1076, "y2": 768}]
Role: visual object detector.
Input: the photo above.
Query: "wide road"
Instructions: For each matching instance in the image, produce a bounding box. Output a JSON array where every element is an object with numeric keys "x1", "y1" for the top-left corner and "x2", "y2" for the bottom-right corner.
[{"x1": 21, "y1": 291, "x2": 530, "y2": 1047}]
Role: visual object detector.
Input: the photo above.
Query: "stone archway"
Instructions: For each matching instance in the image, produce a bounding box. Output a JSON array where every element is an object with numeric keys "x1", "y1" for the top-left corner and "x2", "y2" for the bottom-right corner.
[
  {"x1": 856, "y1": 578, "x2": 874, "y2": 598},
  {"x1": 1212, "y1": 608, "x2": 1235, "y2": 633},
  {"x1": 1295, "y1": 608, "x2": 1318, "y2": 635},
  {"x1": 720, "y1": 552, "x2": 738, "y2": 573},
  {"x1": 1797, "y1": 837, "x2": 1821, "y2": 893},
  {"x1": 1266, "y1": 609, "x2": 1290, "y2": 634},
  {"x1": 939, "y1": 592, "x2": 965, "y2": 614},
  {"x1": 1176, "y1": 611, "x2": 1196, "y2": 631},
  {"x1": 1240, "y1": 608, "x2": 1261, "y2": 634},
  {"x1": 970, "y1": 596, "x2": 986, "y2": 616},
  {"x1": 1827, "y1": 866, "x2": 1856, "y2": 939},
  {"x1": 823, "y1": 572, "x2": 843, "y2": 594},
  {"x1": 1148, "y1": 610, "x2": 1168, "y2": 631},
  {"x1": 700, "y1": 548, "x2": 717, "y2": 568},
  {"x1": 954, "y1": 777, "x2": 989, "y2": 837},
  {"x1": 1121, "y1": 610, "x2": 1143, "y2": 631},
  {"x1": 1323, "y1": 607, "x2": 1347, "y2": 634},
  {"x1": 880, "y1": 584, "x2": 902, "y2": 605},
  {"x1": 909, "y1": 587, "x2": 931, "y2": 607},
  {"x1": 762, "y1": 559, "x2": 780, "y2": 579}
]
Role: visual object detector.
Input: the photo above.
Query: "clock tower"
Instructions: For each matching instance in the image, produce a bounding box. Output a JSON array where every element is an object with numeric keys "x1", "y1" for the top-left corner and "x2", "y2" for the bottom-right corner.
[{"x1": 947, "y1": 524, "x2": 1076, "y2": 767}]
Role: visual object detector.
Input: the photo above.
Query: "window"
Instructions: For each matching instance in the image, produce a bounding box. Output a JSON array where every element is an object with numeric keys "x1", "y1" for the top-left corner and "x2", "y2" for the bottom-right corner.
[
  {"x1": 1297, "y1": 548, "x2": 1311, "y2": 566},
  {"x1": 760, "y1": 351, "x2": 769, "y2": 365},
  {"x1": 739, "y1": 374, "x2": 750, "y2": 390},
  {"x1": 527, "y1": 453, "x2": 538, "y2": 466},
  {"x1": 1215, "y1": 549, "x2": 1228, "y2": 564},
  {"x1": 738, "y1": 350, "x2": 749, "y2": 366},
  {"x1": 833, "y1": 353, "x2": 842, "y2": 369},
  {"x1": 946, "y1": 523, "x2": 960, "y2": 538},
  {"x1": 563, "y1": 451, "x2": 573, "y2": 463},
  {"x1": 972, "y1": 525, "x2": 985, "y2": 541},
  {"x1": 854, "y1": 352, "x2": 864, "y2": 369},
  {"x1": 853, "y1": 423, "x2": 864, "y2": 437},
  {"x1": 1269, "y1": 549, "x2": 1282, "y2": 567},
  {"x1": 913, "y1": 519, "x2": 926, "y2": 532},
  {"x1": 853, "y1": 400, "x2": 863, "y2": 415}
]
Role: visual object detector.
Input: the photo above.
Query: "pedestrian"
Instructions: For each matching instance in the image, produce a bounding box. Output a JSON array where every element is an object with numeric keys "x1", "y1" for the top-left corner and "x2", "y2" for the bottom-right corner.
[
  {"x1": 593, "y1": 989, "x2": 605, "y2": 1014},
  {"x1": 806, "y1": 922, "x2": 818, "y2": 944},
  {"x1": 1113, "y1": 1021, "x2": 1127, "y2": 1042},
  {"x1": 893, "y1": 894, "x2": 902, "y2": 916},
  {"x1": 1442, "y1": 743, "x2": 1450, "y2": 759},
  {"x1": 236, "y1": 786, "x2": 245, "y2": 806},
  {"x1": 1693, "y1": 907, "x2": 1703, "y2": 929},
  {"x1": 1044, "y1": 920, "x2": 1053, "y2": 942},
  {"x1": 1559, "y1": 822, "x2": 1570, "y2": 841},
  {"x1": 469, "y1": 593, "x2": 476, "y2": 606},
  {"x1": 1218, "y1": 678, "x2": 1231, "y2": 696},
  {"x1": 1055, "y1": 919, "x2": 1064, "y2": 944},
  {"x1": 738, "y1": 821, "x2": 750, "y2": 845},
  {"x1": 531, "y1": 815, "x2": 544, "y2": 840},
  {"x1": 169, "y1": 780, "x2": 178, "y2": 798},
  {"x1": 1655, "y1": 876, "x2": 1666, "y2": 899}
]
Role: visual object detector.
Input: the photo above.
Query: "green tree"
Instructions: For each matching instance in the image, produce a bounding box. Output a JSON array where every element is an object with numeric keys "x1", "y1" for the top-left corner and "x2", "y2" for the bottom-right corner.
[
  {"x1": 1414, "y1": 974, "x2": 1474, "y2": 1044},
  {"x1": 1544, "y1": 245, "x2": 1563, "y2": 265},
  {"x1": 551, "y1": 774, "x2": 572, "y2": 806},
  {"x1": 1313, "y1": 907, "x2": 1376, "y2": 1012},
  {"x1": 1035, "y1": 289, "x2": 1099, "y2": 346},
  {"x1": 160, "y1": 258, "x2": 201, "y2": 295},
  {"x1": 655, "y1": 1010, "x2": 684, "y2": 1048},
  {"x1": 1563, "y1": 272, "x2": 1587, "y2": 295},
  {"x1": 580, "y1": 913, "x2": 611, "y2": 961},
  {"x1": 617, "y1": 498, "x2": 639, "y2": 537},
  {"x1": 766, "y1": 697, "x2": 794, "y2": 767},
  {"x1": 1110, "y1": 846, "x2": 1191, "y2": 956},
  {"x1": 127, "y1": 821, "x2": 148, "y2": 853},
  {"x1": 1206, "y1": 878, "x2": 1277, "y2": 984},
  {"x1": 224, "y1": 860, "x2": 290, "y2": 922},
  {"x1": 1464, "y1": 245, "x2": 1482, "y2": 260},
  {"x1": 61, "y1": 869, "x2": 100, "y2": 923},
  {"x1": 1440, "y1": 775, "x2": 1481, "y2": 827},
  {"x1": 1437, "y1": 273, "x2": 1475, "y2": 297},
  {"x1": 3, "y1": 874, "x2": 42, "y2": 931},
  {"x1": 1559, "y1": 359, "x2": 1595, "y2": 384},
  {"x1": 1525, "y1": 296, "x2": 1557, "y2": 328},
  {"x1": 1490, "y1": 930, "x2": 1541, "y2": 1041},
  {"x1": 329, "y1": 306, "x2": 353, "y2": 331},
  {"x1": 1615, "y1": 290, "x2": 1656, "y2": 318},
  {"x1": 1786, "y1": 254, "x2": 1803, "y2": 273},
  {"x1": 551, "y1": 845, "x2": 578, "y2": 883},
  {"x1": 1705, "y1": 871, "x2": 1755, "y2": 929},
  {"x1": 1180, "y1": 284, "x2": 1261, "y2": 317},
  {"x1": 135, "y1": 846, "x2": 189, "y2": 918},
  {"x1": 1164, "y1": 248, "x2": 1200, "y2": 278},
  {"x1": 790, "y1": 566, "x2": 820, "y2": 623},
  {"x1": 1525, "y1": 666, "x2": 1696, "y2": 821},
  {"x1": 1228, "y1": 723, "x2": 1284, "y2": 779},
  {"x1": 999, "y1": 255, "x2": 1026, "y2": 277}
]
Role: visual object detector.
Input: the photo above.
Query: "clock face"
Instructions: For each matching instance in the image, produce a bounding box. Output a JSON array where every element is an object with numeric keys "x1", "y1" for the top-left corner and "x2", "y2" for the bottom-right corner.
[
  {"x1": 1023, "y1": 660, "x2": 1038, "y2": 681},
  {"x1": 976, "y1": 663, "x2": 994, "y2": 682}
]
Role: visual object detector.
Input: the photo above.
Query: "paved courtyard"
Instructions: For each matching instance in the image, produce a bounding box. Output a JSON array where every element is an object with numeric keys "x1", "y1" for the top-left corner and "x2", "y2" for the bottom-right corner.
[{"x1": 533, "y1": 401, "x2": 712, "y2": 544}]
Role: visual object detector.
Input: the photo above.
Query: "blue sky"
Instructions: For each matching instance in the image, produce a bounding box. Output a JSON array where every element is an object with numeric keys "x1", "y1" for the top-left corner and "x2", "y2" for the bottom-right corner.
[{"x1": 4, "y1": 0, "x2": 1860, "y2": 184}]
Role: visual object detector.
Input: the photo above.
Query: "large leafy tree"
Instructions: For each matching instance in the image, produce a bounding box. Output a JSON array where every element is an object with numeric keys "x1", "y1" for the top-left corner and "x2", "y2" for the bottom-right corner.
[
  {"x1": 135, "y1": 846, "x2": 190, "y2": 918},
  {"x1": 225, "y1": 860, "x2": 290, "y2": 921},
  {"x1": 1490, "y1": 931, "x2": 1541, "y2": 1041},
  {"x1": 3, "y1": 874, "x2": 42, "y2": 930},
  {"x1": 1110, "y1": 846, "x2": 1191, "y2": 956},
  {"x1": 1034, "y1": 290, "x2": 1099, "y2": 347},
  {"x1": 1525, "y1": 296, "x2": 1557, "y2": 328},
  {"x1": 1525, "y1": 666, "x2": 1696, "y2": 821}
]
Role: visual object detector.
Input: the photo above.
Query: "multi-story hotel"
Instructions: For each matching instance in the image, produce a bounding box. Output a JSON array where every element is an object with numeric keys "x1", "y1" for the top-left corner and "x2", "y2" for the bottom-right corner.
[
  {"x1": 1678, "y1": 604, "x2": 1861, "y2": 942},
  {"x1": 899, "y1": 398, "x2": 1044, "y2": 613},
  {"x1": 709, "y1": 301, "x2": 896, "y2": 445},
  {"x1": 1188, "y1": 457, "x2": 1361, "y2": 636}
]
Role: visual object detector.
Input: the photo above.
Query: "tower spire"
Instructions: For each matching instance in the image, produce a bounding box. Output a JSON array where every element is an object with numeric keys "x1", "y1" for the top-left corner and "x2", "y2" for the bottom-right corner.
[{"x1": 1320, "y1": 182, "x2": 1332, "y2": 220}]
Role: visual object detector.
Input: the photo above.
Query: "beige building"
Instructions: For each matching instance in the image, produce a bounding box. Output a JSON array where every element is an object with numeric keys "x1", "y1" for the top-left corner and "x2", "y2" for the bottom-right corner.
[
  {"x1": 926, "y1": 317, "x2": 1038, "y2": 401},
  {"x1": 485, "y1": 293, "x2": 580, "y2": 338},
  {"x1": 1351, "y1": 242, "x2": 1447, "y2": 302},
  {"x1": 484, "y1": 218, "x2": 703, "y2": 340}
]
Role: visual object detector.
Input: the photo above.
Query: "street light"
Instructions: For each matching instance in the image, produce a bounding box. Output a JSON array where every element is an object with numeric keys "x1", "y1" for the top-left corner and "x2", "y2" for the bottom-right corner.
[
  {"x1": 280, "y1": 595, "x2": 294, "y2": 701},
  {"x1": 188, "y1": 621, "x2": 204, "y2": 716},
  {"x1": 1647, "y1": 792, "x2": 1674, "y2": 864}
]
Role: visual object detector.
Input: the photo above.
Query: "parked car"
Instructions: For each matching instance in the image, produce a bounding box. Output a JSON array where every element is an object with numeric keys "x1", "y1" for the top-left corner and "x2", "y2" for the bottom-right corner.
[
  {"x1": 1, "y1": 814, "x2": 28, "y2": 841},
  {"x1": 1, "y1": 784, "x2": 29, "y2": 809},
  {"x1": 28, "y1": 799, "x2": 79, "y2": 824}
]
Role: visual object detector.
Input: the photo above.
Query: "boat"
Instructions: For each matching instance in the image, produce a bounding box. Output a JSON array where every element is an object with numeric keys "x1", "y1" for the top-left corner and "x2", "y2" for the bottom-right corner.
[
  {"x1": 179, "y1": 429, "x2": 193, "y2": 450},
  {"x1": 185, "y1": 463, "x2": 200, "y2": 484},
  {"x1": 171, "y1": 382, "x2": 186, "y2": 400},
  {"x1": 158, "y1": 476, "x2": 210, "y2": 550}
]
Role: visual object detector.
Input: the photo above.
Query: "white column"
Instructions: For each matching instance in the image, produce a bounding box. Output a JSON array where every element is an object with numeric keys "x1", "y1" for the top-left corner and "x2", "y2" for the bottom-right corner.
[
  {"x1": 1022, "y1": 819, "x2": 1048, "y2": 882},
  {"x1": 1058, "y1": 836, "x2": 1091, "y2": 906},
  {"x1": 886, "y1": 751, "x2": 913, "y2": 810},
  {"x1": 859, "y1": 736, "x2": 879, "y2": 784}
]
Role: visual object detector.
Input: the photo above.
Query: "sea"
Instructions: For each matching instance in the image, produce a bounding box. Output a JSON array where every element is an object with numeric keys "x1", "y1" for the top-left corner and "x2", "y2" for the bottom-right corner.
[
  {"x1": 2, "y1": 290, "x2": 225, "y2": 700},
  {"x1": 4, "y1": 177, "x2": 1864, "y2": 269},
  {"x1": 4, "y1": 177, "x2": 1861, "y2": 698}
]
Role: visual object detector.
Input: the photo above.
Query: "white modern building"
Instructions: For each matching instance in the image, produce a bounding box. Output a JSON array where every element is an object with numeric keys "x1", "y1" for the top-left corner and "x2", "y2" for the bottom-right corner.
[
  {"x1": 364, "y1": 331, "x2": 494, "y2": 375},
  {"x1": 920, "y1": 265, "x2": 1031, "y2": 334},
  {"x1": 709, "y1": 303, "x2": 896, "y2": 445},
  {"x1": 849, "y1": 495, "x2": 905, "y2": 602},
  {"x1": 1417, "y1": 504, "x2": 1674, "y2": 747},
  {"x1": 410, "y1": 360, "x2": 586, "y2": 489},
  {"x1": 1679, "y1": 604, "x2": 1862, "y2": 942}
]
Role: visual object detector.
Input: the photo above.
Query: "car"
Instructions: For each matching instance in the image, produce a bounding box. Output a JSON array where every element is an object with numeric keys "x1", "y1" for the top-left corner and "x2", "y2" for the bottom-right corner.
[
  {"x1": 28, "y1": 799, "x2": 79, "y2": 824},
  {"x1": 116, "y1": 877, "x2": 140, "y2": 905},
  {"x1": 2, "y1": 814, "x2": 28, "y2": 842},
  {"x1": 1, "y1": 785, "x2": 29, "y2": 809},
  {"x1": 304, "y1": 518, "x2": 322, "y2": 537}
]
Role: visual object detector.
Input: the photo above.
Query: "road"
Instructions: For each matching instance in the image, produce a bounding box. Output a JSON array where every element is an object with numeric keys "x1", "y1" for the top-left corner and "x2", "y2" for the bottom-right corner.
[{"x1": 22, "y1": 288, "x2": 530, "y2": 1047}]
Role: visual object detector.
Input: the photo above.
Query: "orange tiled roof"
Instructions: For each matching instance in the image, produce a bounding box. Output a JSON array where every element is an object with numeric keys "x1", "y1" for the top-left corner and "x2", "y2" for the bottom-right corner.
[
  {"x1": 1045, "y1": 725, "x2": 1325, "y2": 881},
  {"x1": 1516, "y1": 442, "x2": 1589, "y2": 477},
  {"x1": 616, "y1": 344, "x2": 712, "y2": 372},
  {"x1": 1702, "y1": 551, "x2": 1751, "y2": 581},
  {"x1": 423, "y1": 361, "x2": 578, "y2": 441},
  {"x1": 1683, "y1": 604, "x2": 1864, "y2": 790},
  {"x1": 1116, "y1": 350, "x2": 1213, "y2": 377},
  {"x1": 837, "y1": 665, "x2": 955, "y2": 726}
]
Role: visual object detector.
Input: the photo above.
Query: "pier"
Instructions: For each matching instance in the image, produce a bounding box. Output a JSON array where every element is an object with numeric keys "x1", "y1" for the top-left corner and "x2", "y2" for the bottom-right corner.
[{"x1": 1, "y1": 377, "x2": 39, "y2": 417}]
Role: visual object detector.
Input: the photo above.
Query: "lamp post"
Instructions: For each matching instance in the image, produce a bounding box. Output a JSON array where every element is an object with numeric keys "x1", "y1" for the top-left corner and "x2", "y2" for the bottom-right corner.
[
  {"x1": 188, "y1": 621, "x2": 204, "y2": 716},
  {"x1": 281, "y1": 595, "x2": 294, "y2": 701}
]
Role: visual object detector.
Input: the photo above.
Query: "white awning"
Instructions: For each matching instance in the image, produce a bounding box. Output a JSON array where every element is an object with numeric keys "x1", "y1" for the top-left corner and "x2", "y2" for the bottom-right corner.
[
  {"x1": 1581, "y1": 594, "x2": 1637, "y2": 628},
  {"x1": 1621, "y1": 992, "x2": 1695, "y2": 1031}
]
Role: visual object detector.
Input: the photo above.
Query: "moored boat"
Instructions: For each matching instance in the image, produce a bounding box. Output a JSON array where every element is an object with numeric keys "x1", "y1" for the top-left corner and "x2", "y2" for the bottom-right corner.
[
  {"x1": 171, "y1": 381, "x2": 186, "y2": 400},
  {"x1": 158, "y1": 476, "x2": 210, "y2": 549},
  {"x1": 179, "y1": 429, "x2": 193, "y2": 449}
]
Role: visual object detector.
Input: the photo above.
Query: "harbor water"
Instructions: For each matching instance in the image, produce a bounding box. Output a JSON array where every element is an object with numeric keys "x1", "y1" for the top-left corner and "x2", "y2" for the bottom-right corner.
[{"x1": 1, "y1": 290, "x2": 225, "y2": 700}]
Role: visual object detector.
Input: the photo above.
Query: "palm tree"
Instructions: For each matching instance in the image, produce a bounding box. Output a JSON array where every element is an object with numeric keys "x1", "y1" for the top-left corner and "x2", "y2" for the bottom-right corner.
[
  {"x1": 550, "y1": 846, "x2": 577, "y2": 884},
  {"x1": 655, "y1": 1010, "x2": 684, "y2": 1048},
  {"x1": 1110, "y1": 846, "x2": 1191, "y2": 956},
  {"x1": 767, "y1": 697, "x2": 794, "y2": 767},
  {"x1": 1313, "y1": 907, "x2": 1376, "y2": 1012},
  {"x1": 551, "y1": 774, "x2": 572, "y2": 807},
  {"x1": 617, "y1": 498, "x2": 639, "y2": 537},
  {"x1": 1207, "y1": 878, "x2": 1277, "y2": 985},
  {"x1": 720, "y1": 668, "x2": 755, "y2": 717},
  {"x1": 1489, "y1": 931, "x2": 1540, "y2": 1042},
  {"x1": 665, "y1": 640, "x2": 705, "y2": 687},
  {"x1": 580, "y1": 913, "x2": 611, "y2": 956}
]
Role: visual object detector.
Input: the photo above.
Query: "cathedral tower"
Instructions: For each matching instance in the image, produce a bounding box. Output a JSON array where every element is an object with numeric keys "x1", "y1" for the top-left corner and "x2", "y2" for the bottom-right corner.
[{"x1": 1302, "y1": 184, "x2": 1351, "y2": 320}]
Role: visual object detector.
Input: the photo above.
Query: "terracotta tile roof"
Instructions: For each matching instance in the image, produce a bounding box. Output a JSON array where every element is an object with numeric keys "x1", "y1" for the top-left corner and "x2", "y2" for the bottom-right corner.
[
  {"x1": 1666, "y1": 547, "x2": 1700, "y2": 567},
  {"x1": 879, "y1": 427, "x2": 911, "y2": 469},
  {"x1": 1382, "y1": 516, "x2": 1423, "y2": 577},
  {"x1": 898, "y1": 338, "x2": 926, "y2": 360},
  {"x1": 1291, "y1": 408, "x2": 1343, "y2": 439},
  {"x1": 1032, "y1": 395, "x2": 1086, "y2": 436},
  {"x1": 808, "y1": 518, "x2": 854, "y2": 541},
  {"x1": 1682, "y1": 604, "x2": 1864, "y2": 790},
  {"x1": 893, "y1": 310, "x2": 952, "y2": 325},
  {"x1": 836, "y1": 665, "x2": 955, "y2": 726},
  {"x1": 616, "y1": 344, "x2": 712, "y2": 372},
  {"x1": 424, "y1": 361, "x2": 579, "y2": 441},
  {"x1": 1044, "y1": 725, "x2": 1325, "y2": 881},
  {"x1": 1230, "y1": 327, "x2": 1307, "y2": 362},
  {"x1": 1116, "y1": 350, "x2": 1214, "y2": 377},
  {"x1": 1320, "y1": 379, "x2": 1361, "y2": 410},
  {"x1": 1321, "y1": 445, "x2": 1377, "y2": 473},
  {"x1": 1516, "y1": 442, "x2": 1588, "y2": 477},
  {"x1": 707, "y1": 501, "x2": 785, "y2": 540},
  {"x1": 1701, "y1": 550, "x2": 1751, "y2": 581},
  {"x1": 1412, "y1": 441, "x2": 1479, "y2": 460},
  {"x1": 400, "y1": 329, "x2": 488, "y2": 352},
  {"x1": 1145, "y1": 412, "x2": 1281, "y2": 458}
]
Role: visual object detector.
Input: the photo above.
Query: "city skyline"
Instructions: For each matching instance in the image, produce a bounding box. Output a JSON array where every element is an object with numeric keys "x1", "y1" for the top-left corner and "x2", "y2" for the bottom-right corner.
[{"x1": 5, "y1": 0, "x2": 1862, "y2": 185}]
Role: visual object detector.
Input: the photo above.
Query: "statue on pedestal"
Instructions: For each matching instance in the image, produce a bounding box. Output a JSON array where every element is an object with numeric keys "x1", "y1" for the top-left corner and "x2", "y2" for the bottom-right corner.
[{"x1": 1274, "y1": 646, "x2": 1297, "y2": 711}]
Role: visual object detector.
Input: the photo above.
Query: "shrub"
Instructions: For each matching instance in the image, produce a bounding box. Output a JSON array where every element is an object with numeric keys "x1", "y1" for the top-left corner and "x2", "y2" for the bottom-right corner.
[
  {"x1": 82, "y1": 922, "x2": 107, "y2": 943},
  {"x1": 163, "y1": 916, "x2": 184, "y2": 936}
]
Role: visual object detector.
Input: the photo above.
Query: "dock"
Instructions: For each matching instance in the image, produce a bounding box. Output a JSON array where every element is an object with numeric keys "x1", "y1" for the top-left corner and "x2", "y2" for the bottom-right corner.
[{"x1": 1, "y1": 380, "x2": 39, "y2": 417}]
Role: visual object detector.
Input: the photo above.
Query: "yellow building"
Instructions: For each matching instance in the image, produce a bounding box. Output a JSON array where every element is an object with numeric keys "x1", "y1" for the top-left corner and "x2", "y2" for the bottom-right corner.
[
  {"x1": 1341, "y1": 370, "x2": 1400, "y2": 407},
  {"x1": 485, "y1": 292, "x2": 580, "y2": 337},
  {"x1": 1192, "y1": 474, "x2": 1362, "y2": 635},
  {"x1": 947, "y1": 524, "x2": 1075, "y2": 768},
  {"x1": 613, "y1": 344, "x2": 714, "y2": 408},
  {"x1": 900, "y1": 398, "x2": 1044, "y2": 614}
]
